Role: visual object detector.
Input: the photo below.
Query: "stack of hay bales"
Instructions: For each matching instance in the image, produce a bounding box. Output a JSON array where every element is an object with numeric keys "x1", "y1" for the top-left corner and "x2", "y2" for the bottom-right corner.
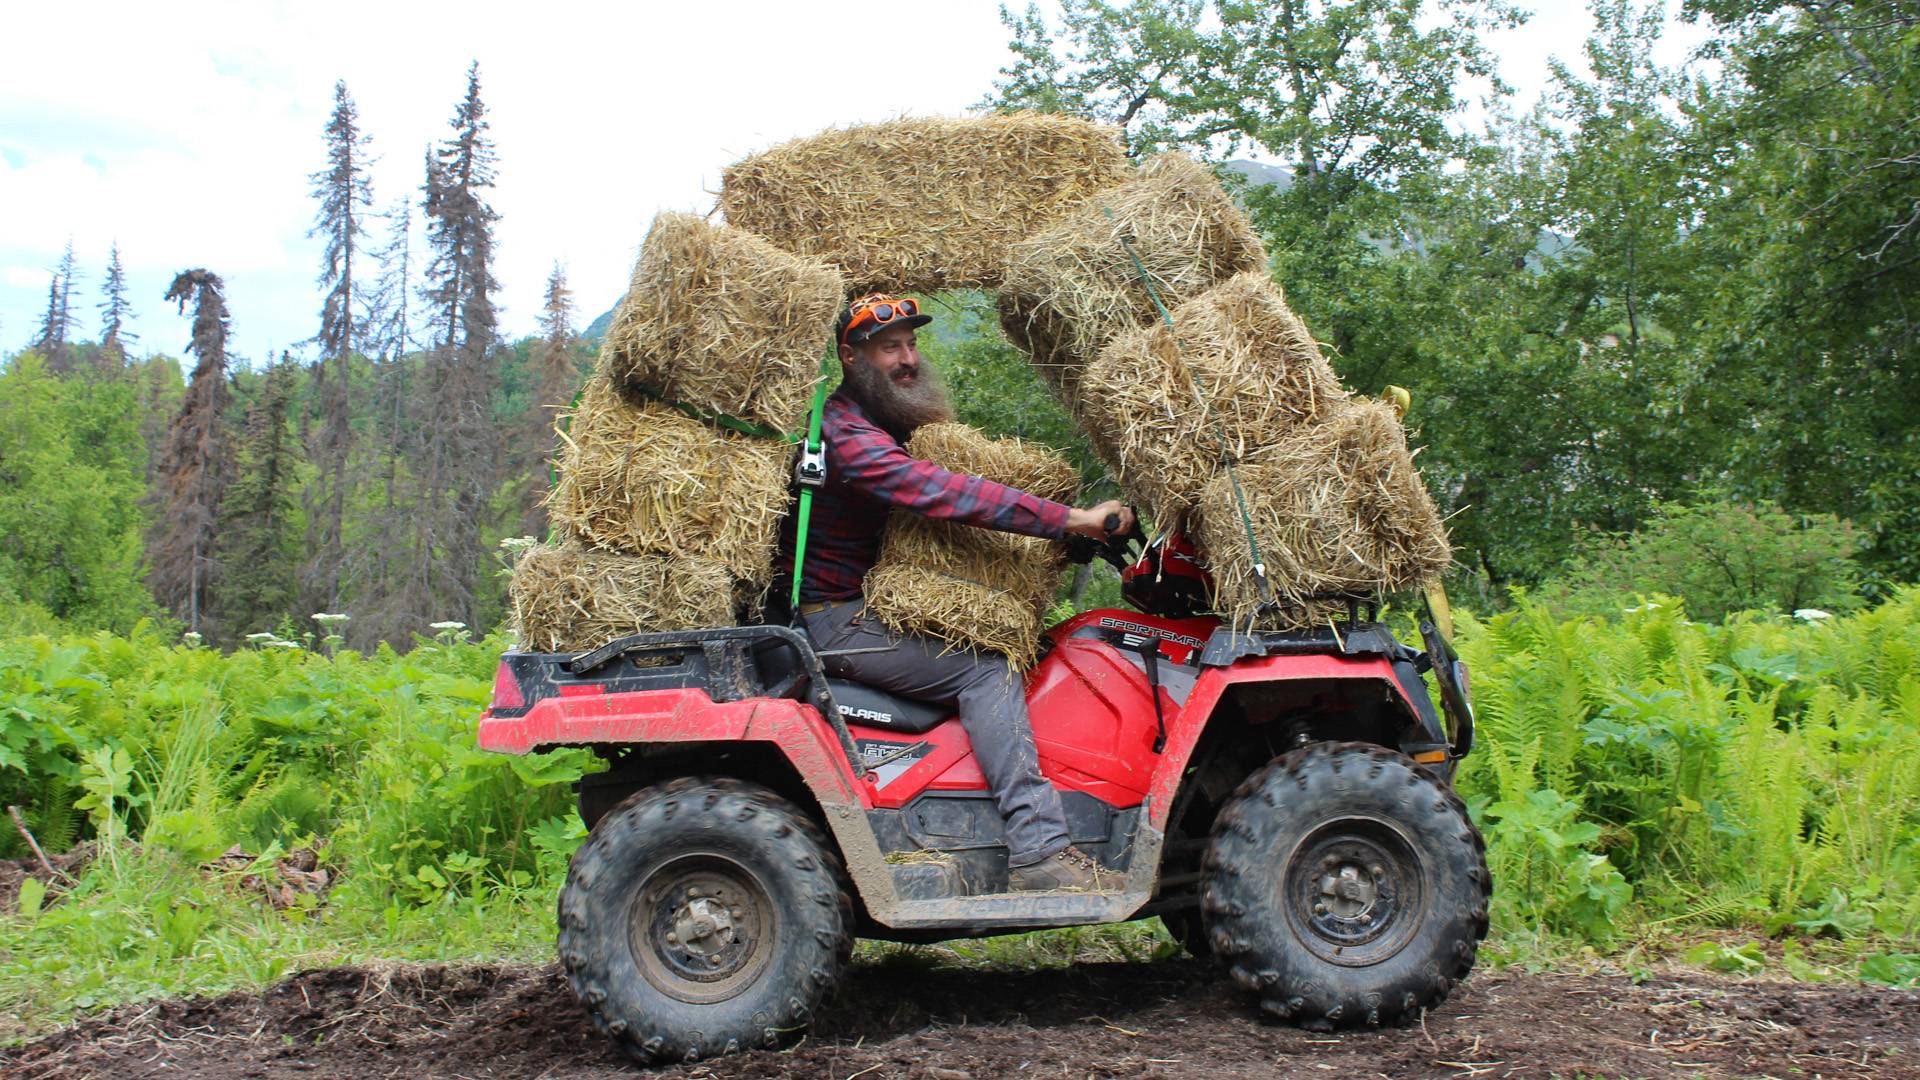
[
  {"x1": 598, "y1": 212, "x2": 845, "y2": 431},
  {"x1": 1079, "y1": 270, "x2": 1348, "y2": 528},
  {"x1": 510, "y1": 540, "x2": 736, "y2": 655},
  {"x1": 513, "y1": 118, "x2": 1450, "y2": 650},
  {"x1": 1191, "y1": 401, "x2": 1452, "y2": 627},
  {"x1": 999, "y1": 153, "x2": 1269, "y2": 402},
  {"x1": 510, "y1": 213, "x2": 844, "y2": 653},
  {"x1": 862, "y1": 424, "x2": 1081, "y2": 667},
  {"x1": 719, "y1": 114, "x2": 1131, "y2": 296},
  {"x1": 994, "y1": 150, "x2": 1449, "y2": 628}
]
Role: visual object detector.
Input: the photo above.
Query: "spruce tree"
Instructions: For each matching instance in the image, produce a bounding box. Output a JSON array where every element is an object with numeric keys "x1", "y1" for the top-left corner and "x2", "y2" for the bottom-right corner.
[
  {"x1": 410, "y1": 62, "x2": 501, "y2": 631},
  {"x1": 345, "y1": 198, "x2": 420, "y2": 647},
  {"x1": 33, "y1": 242, "x2": 77, "y2": 373},
  {"x1": 305, "y1": 80, "x2": 374, "y2": 612},
  {"x1": 149, "y1": 269, "x2": 234, "y2": 637},
  {"x1": 517, "y1": 262, "x2": 583, "y2": 537},
  {"x1": 218, "y1": 355, "x2": 302, "y2": 636},
  {"x1": 98, "y1": 242, "x2": 136, "y2": 372}
]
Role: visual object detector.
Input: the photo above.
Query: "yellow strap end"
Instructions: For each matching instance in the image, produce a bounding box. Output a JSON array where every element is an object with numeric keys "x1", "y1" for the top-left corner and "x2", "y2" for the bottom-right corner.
[{"x1": 1383, "y1": 385, "x2": 1411, "y2": 418}]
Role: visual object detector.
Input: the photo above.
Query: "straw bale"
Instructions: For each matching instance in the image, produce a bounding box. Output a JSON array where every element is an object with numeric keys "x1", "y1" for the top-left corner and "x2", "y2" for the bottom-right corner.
[
  {"x1": 999, "y1": 152, "x2": 1268, "y2": 396},
  {"x1": 905, "y1": 422, "x2": 1081, "y2": 504},
  {"x1": 1081, "y1": 271, "x2": 1350, "y2": 528},
  {"x1": 863, "y1": 563, "x2": 1049, "y2": 669},
  {"x1": 1193, "y1": 400, "x2": 1452, "y2": 628},
  {"x1": 878, "y1": 515, "x2": 1064, "y2": 611},
  {"x1": 546, "y1": 376, "x2": 793, "y2": 586},
  {"x1": 599, "y1": 212, "x2": 843, "y2": 431},
  {"x1": 510, "y1": 541, "x2": 736, "y2": 654},
  {"x1": 719, "y1": 114, "x2": 1131, "y2": 295},
  {"x1": 862, "y1": 424, "x2": 1081, "y2": 664}
]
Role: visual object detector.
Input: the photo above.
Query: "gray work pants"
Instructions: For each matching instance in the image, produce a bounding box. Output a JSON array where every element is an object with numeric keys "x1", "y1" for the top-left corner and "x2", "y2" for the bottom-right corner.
[{"x1": 802, "y1": 601, "x2": 1072, "y2": 867}]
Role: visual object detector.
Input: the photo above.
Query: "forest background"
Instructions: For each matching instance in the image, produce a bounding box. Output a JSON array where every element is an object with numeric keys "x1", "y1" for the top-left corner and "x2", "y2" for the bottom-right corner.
[{"x1": 1, "y1": 0, "x2": 1917, "y2": 1036}]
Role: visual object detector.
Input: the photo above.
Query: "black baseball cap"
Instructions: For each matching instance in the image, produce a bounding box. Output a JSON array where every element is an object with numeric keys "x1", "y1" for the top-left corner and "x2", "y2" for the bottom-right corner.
[{"x1": 836, "y1": 293, "x2": 933, "y2": 347}]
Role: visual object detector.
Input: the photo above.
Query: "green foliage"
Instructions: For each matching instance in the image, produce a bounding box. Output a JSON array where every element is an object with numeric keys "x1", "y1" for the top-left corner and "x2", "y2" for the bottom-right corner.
[
  {"x1": 1456, "y1": 587, "x2": 1920, "y2": 948},
  {"x1": 1682, "y1": 0, "x2": 1920, "y2": 581},
  {"x1": 0, "y1": 355, "x2": 153, "y2": 634},
  {"x1": 1537, "y1": 497, "x2": 1865, "y2": 621},
  {"x1": 215, "y1": 359, "x2": 308, "y2": 639},
  {"x1": 992, "y1": 0, "x2": 1521, "y2": 174},
  {"x1": 1683, "y1": 939, "x2": 1768, "y2": 973},
  {"x1": 0, "y1": 624, "x2": 596, "y2": 1034},
  {"x1": 1859, "y1": 952, "x2": 1920, "y2": 988}
]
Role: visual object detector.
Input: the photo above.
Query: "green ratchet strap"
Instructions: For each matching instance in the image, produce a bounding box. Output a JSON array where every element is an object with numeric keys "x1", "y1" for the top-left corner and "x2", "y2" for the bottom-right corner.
[
  {"x1": 630, "y1": 385, "x2": 796, "y2": 442},
  {"x1": 788, "y1": 349, "x2": 836, "y2": 617},
  {"x1": 545, "y1": 381, "x2": 800, "y2": 547},
  {"x1": 1104, "y1": 205, "x2": 1276, "y2": 611}
]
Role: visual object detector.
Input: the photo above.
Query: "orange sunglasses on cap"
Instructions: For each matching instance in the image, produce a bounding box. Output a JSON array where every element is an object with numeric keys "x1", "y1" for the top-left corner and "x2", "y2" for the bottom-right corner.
[{"x1": 841, "y1": 293, "x2": 923, "y2": 343}]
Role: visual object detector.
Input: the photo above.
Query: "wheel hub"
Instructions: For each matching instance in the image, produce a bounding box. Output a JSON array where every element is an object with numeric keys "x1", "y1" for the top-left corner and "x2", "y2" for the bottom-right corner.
[
  {"x1": 1284, "y1": 818, "x2": 1425, "y2": 968},
  {"x1": 1319, "y1": 861, "x2": 1381, "y2": 919},
  {"x1": 630, "y1": 856, "x2": 774, "y2": 1004}
]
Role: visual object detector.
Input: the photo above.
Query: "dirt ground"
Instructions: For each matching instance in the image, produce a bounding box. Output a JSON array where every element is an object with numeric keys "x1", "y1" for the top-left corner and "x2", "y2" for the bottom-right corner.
[{"x1": 4, "y1": 957, "x2": 1915, "y2": 1080}]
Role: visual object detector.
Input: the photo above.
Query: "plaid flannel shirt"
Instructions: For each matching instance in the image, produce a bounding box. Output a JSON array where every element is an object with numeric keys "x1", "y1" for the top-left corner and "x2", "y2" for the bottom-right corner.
[{"x1": 776, "y1": 392, "x2": 1073, "y2": 604}]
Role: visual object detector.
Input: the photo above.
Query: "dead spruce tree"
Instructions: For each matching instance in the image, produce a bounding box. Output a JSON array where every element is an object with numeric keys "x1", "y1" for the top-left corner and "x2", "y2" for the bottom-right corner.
[
  {"x1": 149, "y1": 269, "x2": 234, "y2": 637},
  {"x1": 33, "y1": 241, "x2": 77, "y2": 373}
]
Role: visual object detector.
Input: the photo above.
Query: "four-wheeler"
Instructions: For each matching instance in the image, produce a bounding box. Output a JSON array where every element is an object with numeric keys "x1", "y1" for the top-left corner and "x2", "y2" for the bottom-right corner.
[{"x1": 477, "y1": 527, "x2": 1486, "y2": 1065}]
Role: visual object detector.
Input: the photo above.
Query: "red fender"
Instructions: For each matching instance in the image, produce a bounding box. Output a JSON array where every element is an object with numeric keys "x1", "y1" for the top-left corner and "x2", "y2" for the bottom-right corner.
[
  {"x1": 1145, "y1": 653, "x2": 1414, "y2": 830},
  {"x1": 478, "y1": 688, "x2": 868, "y2": 808}
]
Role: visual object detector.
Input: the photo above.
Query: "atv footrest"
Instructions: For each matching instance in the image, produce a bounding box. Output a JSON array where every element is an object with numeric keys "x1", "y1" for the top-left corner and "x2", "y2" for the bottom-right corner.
[{"x1": 875, "y1": 889, "x2": 1143, "y2": 931}]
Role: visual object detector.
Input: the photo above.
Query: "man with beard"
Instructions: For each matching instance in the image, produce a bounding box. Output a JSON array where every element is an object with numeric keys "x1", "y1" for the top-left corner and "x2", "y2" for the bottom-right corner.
[{"x1": 776, "y1": 292, "x2": 1134, "y2": 892}]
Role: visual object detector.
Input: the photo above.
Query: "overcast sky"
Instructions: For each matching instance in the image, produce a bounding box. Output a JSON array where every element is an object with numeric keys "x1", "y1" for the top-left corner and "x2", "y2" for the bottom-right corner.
[{"x1": 0, "y1": 1, "x2": 1713, "y2": 366}]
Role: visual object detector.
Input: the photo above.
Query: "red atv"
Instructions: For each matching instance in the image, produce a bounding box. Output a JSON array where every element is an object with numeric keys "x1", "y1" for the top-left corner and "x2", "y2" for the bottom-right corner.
[{"x1": 478, "y1": 529, "x2": 1484, "y2": 1065}]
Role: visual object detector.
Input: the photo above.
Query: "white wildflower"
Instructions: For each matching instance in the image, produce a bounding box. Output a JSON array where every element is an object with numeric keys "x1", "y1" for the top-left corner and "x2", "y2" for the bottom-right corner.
[
  {"x1": 1793, "y1": 608, "x2": 1833, "y2": 622},
  {"x1": 246, "y1": 632, "x2": 279, "y2": 643},
  {"x1": 429, "y1": 621, "x2": 467, "y2": 631},
  {"x1": 312, "y1": 612, "x2": 351, "y2": 625}
]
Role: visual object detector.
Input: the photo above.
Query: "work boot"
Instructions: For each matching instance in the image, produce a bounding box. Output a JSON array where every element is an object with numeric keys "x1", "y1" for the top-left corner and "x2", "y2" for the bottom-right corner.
[{"x1": 1008, "y1": 845, "x2": 1109, "y2": 892}]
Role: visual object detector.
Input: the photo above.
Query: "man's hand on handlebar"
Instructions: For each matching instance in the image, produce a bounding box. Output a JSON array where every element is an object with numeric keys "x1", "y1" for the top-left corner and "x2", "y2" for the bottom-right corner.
[{"x1": 1065, "y1": 500, "x2": 1135, "y2": 540}]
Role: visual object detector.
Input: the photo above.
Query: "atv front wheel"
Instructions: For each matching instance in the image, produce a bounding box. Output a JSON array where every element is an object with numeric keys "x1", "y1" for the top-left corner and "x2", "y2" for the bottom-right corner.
[
  {"x1": 1203, "y1": 742, "x2": 1489, "y2": 1029},
  {"x1": 558, "y1": 777, "x2": 852, "y2": 1064}
]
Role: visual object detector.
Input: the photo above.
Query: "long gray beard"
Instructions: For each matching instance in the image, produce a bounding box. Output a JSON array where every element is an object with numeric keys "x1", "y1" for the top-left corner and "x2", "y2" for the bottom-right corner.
[{"x1": 842, "y1": 359, "x2": 955, "y2": 441}]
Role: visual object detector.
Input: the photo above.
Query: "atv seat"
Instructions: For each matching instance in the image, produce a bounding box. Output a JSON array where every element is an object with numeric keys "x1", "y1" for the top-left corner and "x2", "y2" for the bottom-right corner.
[{"x1": 825, "y1": 678, "x2": 950, "y2": 734}]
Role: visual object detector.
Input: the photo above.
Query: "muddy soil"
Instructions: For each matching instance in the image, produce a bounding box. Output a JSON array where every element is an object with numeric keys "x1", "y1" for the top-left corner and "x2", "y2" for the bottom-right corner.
[{"x1": 5, "y1": 958, "x2": 1915, "y2": 1079}]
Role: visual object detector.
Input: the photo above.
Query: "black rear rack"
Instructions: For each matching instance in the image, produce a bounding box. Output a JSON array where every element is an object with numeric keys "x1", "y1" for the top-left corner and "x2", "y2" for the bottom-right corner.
[{"x1": 499, "y1": 624, "x2": 865, "y2": 779}]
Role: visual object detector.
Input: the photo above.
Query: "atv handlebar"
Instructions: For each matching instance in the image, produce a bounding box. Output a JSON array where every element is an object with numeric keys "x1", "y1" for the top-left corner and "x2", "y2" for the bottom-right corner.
[{"x1": 1066, "y1": 510, "x2": 1144, "y2": 571}]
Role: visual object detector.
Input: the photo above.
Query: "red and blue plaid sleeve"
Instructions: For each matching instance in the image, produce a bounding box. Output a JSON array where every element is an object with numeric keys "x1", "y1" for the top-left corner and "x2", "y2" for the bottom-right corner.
[{"x1": 829, "y1": 401, "x2": 1072, "y2": 541}]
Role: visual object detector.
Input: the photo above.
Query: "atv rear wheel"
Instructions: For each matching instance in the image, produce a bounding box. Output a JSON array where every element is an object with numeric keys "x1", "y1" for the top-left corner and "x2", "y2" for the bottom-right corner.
[
  {"x1": 558, "y1": 777, "x2": 852, "y2": 1064},
  {"x1": 1202, "y1": 742, "x2": 1489, "y2": 1029}
]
